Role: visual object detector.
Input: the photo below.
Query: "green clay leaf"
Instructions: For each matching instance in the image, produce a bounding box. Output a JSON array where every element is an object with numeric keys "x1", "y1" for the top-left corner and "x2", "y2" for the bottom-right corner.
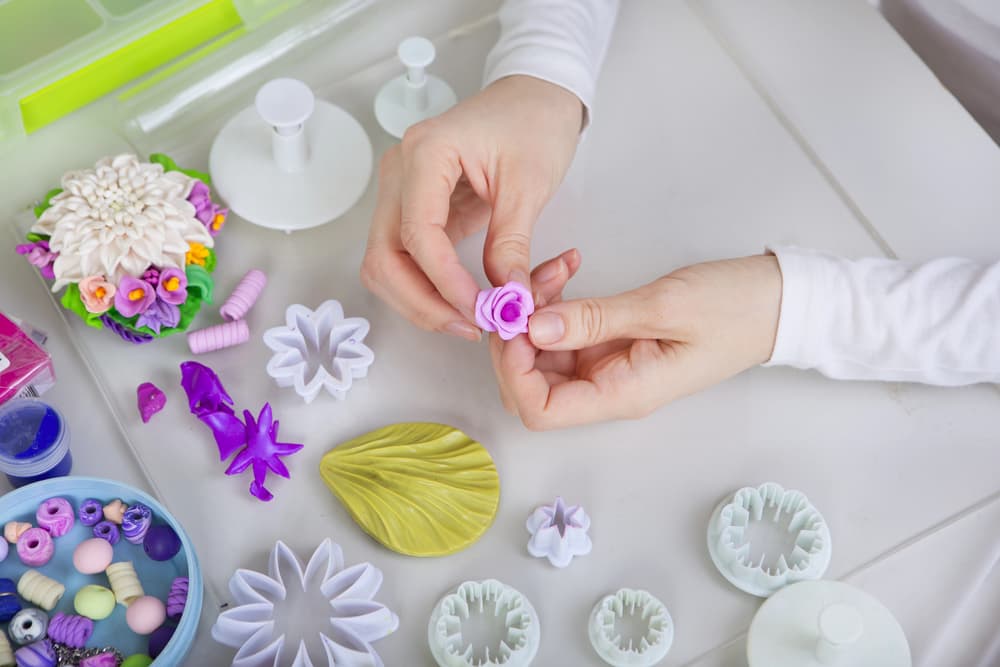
[
  {"x1": 60, "y1": 285, "x2": 104, "y2": 329},
  {"x1": 148, "y1": 153, "x2": 211, "y2": 185},
  {"x1": 186, "y1": 264, "x2": 214, "y2": 304},
  {"x1": 320, "y1": 423, "x2": 500, "y2": 557},
  {"x1": 203, "y1": 247, "x2": 217, "y2": 273},
  {"x1": 33, "y1": 188, "x2": 62, "y2": 218},
  {"x1": 25, "y1": 232, "x2": 50, "y2": 243}
]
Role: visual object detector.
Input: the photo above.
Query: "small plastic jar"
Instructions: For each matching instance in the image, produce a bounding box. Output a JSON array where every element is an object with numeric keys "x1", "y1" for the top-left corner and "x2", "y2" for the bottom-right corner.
[{"x1": 0, "y1": 399, "x2": 72, "y2": 488}]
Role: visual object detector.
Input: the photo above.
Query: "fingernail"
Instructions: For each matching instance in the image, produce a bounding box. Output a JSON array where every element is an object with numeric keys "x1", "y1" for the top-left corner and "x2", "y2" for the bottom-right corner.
[
  {"x1": 533, "y1": 259, "x2": 565, "y2": 285},
  {"x1": 445, "y1": 321, "x2": 482, "y2": 342},
  {"x1": 508, "y1": 269, "x2": 530, "y2": 287},
  {"x1": 529, "y1": 312, "x2": 565, "y2": 345}
]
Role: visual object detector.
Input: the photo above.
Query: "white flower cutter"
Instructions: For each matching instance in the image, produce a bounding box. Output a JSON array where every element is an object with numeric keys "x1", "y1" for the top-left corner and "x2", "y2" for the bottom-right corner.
[
  {"x1": 589, "y1": 588, "x2": 674, "y2": 667},
  {"x1": 525, "y1": 497, "x2": 592, "y2": 568},
  {"x1": 707, "y1": 482, "x2": 832, "y2": 598},
  {"x1": 263, "y1": 300, "x2": 374, "y2": 403},
  {"x1": 212, "y1": 539, "x2": 398, "y2": 667},
  {"x1": 427, "y1": 580, "x2": 540, "y2": 667}
]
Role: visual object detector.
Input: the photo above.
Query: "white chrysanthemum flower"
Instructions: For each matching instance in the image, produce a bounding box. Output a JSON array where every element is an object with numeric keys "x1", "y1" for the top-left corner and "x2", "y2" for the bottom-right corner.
[{"x1": 31, "y1": 154, "x2": 213, "y2": 291}]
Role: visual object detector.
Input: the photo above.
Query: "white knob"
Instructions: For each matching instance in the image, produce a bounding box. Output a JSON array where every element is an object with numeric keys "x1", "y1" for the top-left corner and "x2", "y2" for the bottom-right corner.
[
  {"x1": 255, "y1": 78, "x2": 314, "y2": 172},
  {"x1": 815, "y1": 603, "x2": 864, "y2": 664},
  {"x1": 398, "y1": 36, "x2": 435, "y2": 87}
]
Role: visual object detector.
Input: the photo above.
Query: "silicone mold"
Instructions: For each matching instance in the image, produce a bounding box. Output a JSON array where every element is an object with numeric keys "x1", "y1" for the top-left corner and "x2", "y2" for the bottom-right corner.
[
  {"x1": 212, "y1": 539, "x2": 398, "y2": 667},
  {"x1": 320, "y1": 423, "x2": 500, "y2": 557},
  {"x1": 263, "y1": 301, "x2": 374, "y2": 403},
  {"x1": 427, "y1": 580, "x2": 539, "y2": 667},
  {"x1": 589, "y1": 589, "x2": 674, "y2": 667},
  {"x1": 707, "y1": 482, "x2": 832, "y2": 598},
  {"x1": 525, "y1": 497, "x2": 592, "y2": 568}
]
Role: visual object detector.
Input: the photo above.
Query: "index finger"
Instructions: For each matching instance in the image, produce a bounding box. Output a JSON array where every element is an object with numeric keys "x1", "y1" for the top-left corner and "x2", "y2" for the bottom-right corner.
[{"x1": 399, "y1": 139, "x2": 481, "y2": 320}]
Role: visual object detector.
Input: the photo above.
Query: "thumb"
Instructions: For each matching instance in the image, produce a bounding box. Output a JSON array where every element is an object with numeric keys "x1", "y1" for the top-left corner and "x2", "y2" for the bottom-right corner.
[
  {"x1": 483, "y1": 195, "x2": 540, "y2": 288},
  {"x1": 528, "y1": 287, "x2": 666, "y2": 350}
]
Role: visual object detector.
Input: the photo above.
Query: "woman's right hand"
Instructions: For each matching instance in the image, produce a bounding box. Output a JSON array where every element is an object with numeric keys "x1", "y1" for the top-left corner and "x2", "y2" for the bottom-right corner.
[{"x1": 361, "y1": 74, "x2": 584, "y2": 340}]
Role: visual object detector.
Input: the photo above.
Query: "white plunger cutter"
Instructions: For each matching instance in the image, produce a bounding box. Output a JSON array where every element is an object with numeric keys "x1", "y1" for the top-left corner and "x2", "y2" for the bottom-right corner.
[
  {"x1": 210, "y1": 77, "x2": 372, "y2": 232},
  {"x1": 375, "y1": 36, "x2": 457, "y2": 138},
  {"x1": 815, "y1": 603, "x2": 864, "y2": 664}
]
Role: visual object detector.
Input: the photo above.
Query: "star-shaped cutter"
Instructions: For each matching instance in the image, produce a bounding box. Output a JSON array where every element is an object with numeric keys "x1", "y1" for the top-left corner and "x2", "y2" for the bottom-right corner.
[
  {"x1": 263, "y1": 300, "x2": 374, "y2": 403},
  {"x1": 525, "y1": 497, "x2": 592, "y2": 568},
  {"x1": 211, "y1": 539, "x2": 398, "y2": 666}
]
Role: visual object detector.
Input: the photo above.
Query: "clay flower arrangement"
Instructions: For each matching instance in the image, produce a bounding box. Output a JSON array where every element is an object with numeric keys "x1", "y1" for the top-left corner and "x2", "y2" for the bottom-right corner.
[{"x1": 15, "y1": 153, "x2": 228, "y2": 344}]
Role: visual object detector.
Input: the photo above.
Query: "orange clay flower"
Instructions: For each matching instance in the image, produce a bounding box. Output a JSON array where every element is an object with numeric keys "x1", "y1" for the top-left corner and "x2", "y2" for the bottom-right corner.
[{"x1": 186, "y1": 242, "x2": 210, "y2": 266}]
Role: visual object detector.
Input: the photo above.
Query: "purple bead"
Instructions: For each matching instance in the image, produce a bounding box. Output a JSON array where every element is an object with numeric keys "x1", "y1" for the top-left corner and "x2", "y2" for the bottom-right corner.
[
  {"x1": 79, "y1": 499, "x2": 104, "y2": 527},
  {"x1": 122, "y1": 504, "x2": 152, "y2": 545},
  {"x1": 79, "y1": 652, "x2": 118, "y2": 667},
  {"x1": 143, "y1": 525, "x2": 181, "y2": 562},
  {"x1": 93, "y1": 521, "x2": 120, "y2": 545},
  {"x1": 14, "y1": 639, "x2": 56, "y2": 667},
  {"x1": 148, "y1": 623, "x2": 175, "y2": 658},
  {"x1": 166, "y1": 577, "x2": 188, "y2": 619},
  {"x1": 47, "y1": 612, "x2": 93, "y2": 649}
]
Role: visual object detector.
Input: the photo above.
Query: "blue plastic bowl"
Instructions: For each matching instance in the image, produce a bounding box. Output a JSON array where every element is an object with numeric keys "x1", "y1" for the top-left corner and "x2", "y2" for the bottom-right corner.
[{"x1": 0, "y1": 477, "x2": 202, "y2": 664}]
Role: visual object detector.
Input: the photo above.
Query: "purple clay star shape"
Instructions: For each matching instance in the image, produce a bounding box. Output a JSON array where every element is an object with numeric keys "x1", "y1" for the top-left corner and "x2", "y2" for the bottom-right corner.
[{"x1": 218, "y1": 404, "x2": 304, "y2": 502}]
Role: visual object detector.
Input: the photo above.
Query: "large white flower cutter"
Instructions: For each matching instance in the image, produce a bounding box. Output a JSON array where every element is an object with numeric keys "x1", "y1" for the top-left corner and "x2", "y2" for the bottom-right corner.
[
  {"x1": 707, "y1": 482, "x2": 832, "y2": 598},
  {"x1": 588, "y1": 588, "x2": 674, "y2": 667},
  {"x1": 211, "y1": 539, "x2": 398, "y2": 667},
  {"x1": 525, "y1": 497, "x2": 592, "y2": 568},
  {"x1": 427, "y1": 580, "x2": 540, "y2": 667},
  {"x1": 263, "y1": 300, "x2": 374, "y2": 403}
]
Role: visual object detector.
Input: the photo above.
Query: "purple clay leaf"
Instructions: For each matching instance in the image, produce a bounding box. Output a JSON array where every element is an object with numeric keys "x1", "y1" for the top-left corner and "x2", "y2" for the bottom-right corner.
[
  {"x1": 200, "y1": 411, "x2": 248, "y2": 461},
  {"x1": 180, "y1": 361, "x2": 235, "y2": 417}
]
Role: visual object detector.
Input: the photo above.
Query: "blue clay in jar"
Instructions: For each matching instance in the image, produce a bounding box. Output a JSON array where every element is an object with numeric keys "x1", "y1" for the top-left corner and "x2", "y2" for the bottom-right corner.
[{"x1": 0, "y1": 400, "x2": 72, "y2": 488}]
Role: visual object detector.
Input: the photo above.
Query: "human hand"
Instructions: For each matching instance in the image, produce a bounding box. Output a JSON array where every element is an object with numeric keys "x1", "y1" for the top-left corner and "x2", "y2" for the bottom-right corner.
[
  {"x1": 361, "y1": 75, "x2": 583, "y2": 341},
  {"x1": 493, "y1": 254, "x2": 783, "y2": 430}
]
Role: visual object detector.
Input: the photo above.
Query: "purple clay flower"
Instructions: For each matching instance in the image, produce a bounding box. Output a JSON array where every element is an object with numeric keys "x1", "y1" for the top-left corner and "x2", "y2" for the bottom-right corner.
[
  {"x1": 136, "y1": 298, "x2": 181, "y2": 335},
  {"x1": 188, "y1": 181, "x2": 228, "y2": 236},
  {"x1": 142, "y1": 267, "x2": 161, "y2": 286},
  {"x1": 156, "y1": 267, "x2": 188, "y2": 305},
  {"x1": 475, "y1": 281, "x2": 535, "y2": 340},
  {"x1": 15, "y1": 240, "x2": 57, "y2": 280},
  {"x1": 114, "y1": 276, "x2": 156, "y2": 318}
]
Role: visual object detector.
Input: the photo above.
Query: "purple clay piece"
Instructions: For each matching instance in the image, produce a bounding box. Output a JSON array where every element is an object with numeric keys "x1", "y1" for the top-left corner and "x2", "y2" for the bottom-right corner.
[
  {"x1": 47, "y1": 612, "x2": 94, "y2": 649},
  {"x1": 179, "y1": 361, "x2": 235, "y2": 418},
  {"x1": 148, "y1": 623, "x2": 176, "y2": 658},
  {"x1": 93, "y1": 521, "x2": 120, "y2": 545},
  {"x1": 122, "y1": 504, "x2": 153, "y2": 545},
  {"x1": 136, "y1": 383, "x2": 166, "y2": 424},
  {"x1": 78, "y1": 499, "x2": 103, "y2": 527},
  {"x1": 166, "y1": 577, "x2": 188, "y2": 619},
  {"x1": 79, "y1": 652, "x2": 118, "y2": 667},
  {"x1": 143, "y1": 525, "x2": 182, "y2": 561},
  {"x1": 475, "y1": 281, "x2": 535, "y2": 340},
  {"x1": 14, "y1": 639, "x2": 56, "y2": 667},
  {"x1": 220, "y1": 403, "x2": 304, "y2": 502}
]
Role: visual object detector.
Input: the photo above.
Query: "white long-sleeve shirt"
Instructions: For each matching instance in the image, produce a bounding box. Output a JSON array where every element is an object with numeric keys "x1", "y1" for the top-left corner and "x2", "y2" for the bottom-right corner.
[{"x1": 484, "y1": 0, "x2": 1000, "y2": 386}]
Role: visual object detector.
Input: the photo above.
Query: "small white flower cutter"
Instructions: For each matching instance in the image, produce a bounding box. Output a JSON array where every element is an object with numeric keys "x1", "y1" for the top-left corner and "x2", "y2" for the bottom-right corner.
[
  {"x1": 211, "y1": 539, "x2": 398, "y2": 667},
  {"x1": 427, "y1": 580, "x2": 540, "y2": 667},
  {"x1": 525, "y1": 497, "x2": 592, "y2": 568},
  {"x1": 263, "y1": 300, "x2": 374, "y2": 403},
  {"x1": 588, "y1": 588, "x2": 674, "y2": 667},
  {"x1": 707, "y1": 482, "x2": 832, "y2": 598}
]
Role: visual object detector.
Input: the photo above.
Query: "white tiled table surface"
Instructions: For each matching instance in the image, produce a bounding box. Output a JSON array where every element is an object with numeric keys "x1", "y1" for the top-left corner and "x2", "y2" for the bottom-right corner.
[{"x1": 2, "y1": 1, "x2": 999, "y2": 665}]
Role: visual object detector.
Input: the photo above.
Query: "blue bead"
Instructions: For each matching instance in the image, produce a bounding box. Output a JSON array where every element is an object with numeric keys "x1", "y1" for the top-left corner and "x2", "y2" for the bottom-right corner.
[
  {"x1": 142, "y1": 525, "x2": 181, "y2": 561},
  {"x1": 0, "y1": 577, "x2": 21, "y2": 622}
]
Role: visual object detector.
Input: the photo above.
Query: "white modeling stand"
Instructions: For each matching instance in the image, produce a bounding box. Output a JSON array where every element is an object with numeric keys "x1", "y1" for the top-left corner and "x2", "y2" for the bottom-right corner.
[
  {"x1": 374, "y1": 37, "x2": 457, "y2": 139},
  {"x1": 747, "y1": 580, "x2": 911, "y2": 667},
  {"x1": 209, "y1": 78, "x2": 372, "y2": 232}
]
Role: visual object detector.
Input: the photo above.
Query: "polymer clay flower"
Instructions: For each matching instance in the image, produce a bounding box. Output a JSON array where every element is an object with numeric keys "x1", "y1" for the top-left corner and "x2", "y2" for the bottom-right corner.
[
  {"x1": 142, "y1": 267, "x2": 160, "y2": 286},
  {"x1": 156, "y1": 267, "x2": 188, "y2": 305},
  {"x1": 475, "y1": 281, "x2": 535, "y2": 340},
  {"x1": 212, "y1": 539, "x2": 398, "y2": 667},
  {"x1": 115, "y1": 276, "x2": 156, "y2": 318},
  {"x1": 15, "y1": 240, "x2": 56, "y2": 280},
  {"x1": 30, "y1": 154, "x2": 213, "y2": 291},
  {"x1": 187, "y1": 181, "x2": 228, "y2": 236},
  {"x1": 185, "y1": 242, "x2": 210, "y2": 266},
  {"x1": 136, "y1": 299, "x2": 181, "y2": 335},
  {"x1": 526, "y1": 497, "x2": 592, "y2": 568},
  {"x1": 78, "y1": 275, "x2": 117, "y2": 314}
]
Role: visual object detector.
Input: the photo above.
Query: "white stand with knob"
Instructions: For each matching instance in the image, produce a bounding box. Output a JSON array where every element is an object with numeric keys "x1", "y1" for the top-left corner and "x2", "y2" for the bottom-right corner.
[
  {"x1": 374, "y1": 37, "x2": 457, "y2": 139},
  {"x1": 210, "y1": 78, "x2": 372, "y2": 232},
  {"x1": 747, "y1": 580, "x2": 911, "y2": 667}
]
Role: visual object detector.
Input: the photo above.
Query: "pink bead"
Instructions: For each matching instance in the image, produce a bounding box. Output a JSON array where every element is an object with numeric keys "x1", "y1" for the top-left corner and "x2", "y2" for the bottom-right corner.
[
  {"x1": 36, "y1": 498, "x2": 74, "y2": 537},
  {"x1": 17, "y1": 528, "x2": 54, "y2": 567},
  {"x1": 220, "y1": 269, "x2": 267, "y2": 321},
  {"x1": 72, "y1": 538, "x2": 114, "y2": 575},
  {"x1": 186, "y1": 320, "x2": 249, "y2": 354},
  {"x1": 125, "y1": 595, "x2": 166, "y2": 635}
]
